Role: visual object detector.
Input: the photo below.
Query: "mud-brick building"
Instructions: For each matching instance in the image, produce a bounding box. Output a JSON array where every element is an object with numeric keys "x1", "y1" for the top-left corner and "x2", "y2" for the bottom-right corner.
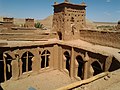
[
  {"x1": 0, "y1": 17, "x2": 14, "y2": 29},
  {"x1": 52, "y1": 0, "x2": 86, "y2": 40},
  {"x1": 0, "y1": 40, "x2": 120, "y2": 83},
  {"x1": 0, "y1": 0, "x2": 120, "y2": 90},
  {"x1": 24, "y1": 18, "x2": 34, "y2": 28}
]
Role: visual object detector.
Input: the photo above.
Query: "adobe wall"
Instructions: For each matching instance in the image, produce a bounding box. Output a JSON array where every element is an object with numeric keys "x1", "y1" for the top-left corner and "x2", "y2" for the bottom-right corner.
[
  {"x1": 0, "y1": 42, "x2": 120, "y2": 83},
  {"x1": 79, "y1": 29, "x2": 120, "y2": 49},
  {"x1": 0, "y1": 32, "x2": 57, "y2": 40}
]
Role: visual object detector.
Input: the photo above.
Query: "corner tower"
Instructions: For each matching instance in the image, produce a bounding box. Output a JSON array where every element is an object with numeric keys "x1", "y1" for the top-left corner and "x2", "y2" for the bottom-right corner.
[{"x1": 52, "y1": 0, "x2": 87, "y2": 40}]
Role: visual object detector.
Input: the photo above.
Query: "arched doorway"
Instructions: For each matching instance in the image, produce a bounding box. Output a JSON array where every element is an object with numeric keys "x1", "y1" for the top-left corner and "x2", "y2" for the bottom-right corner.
[
  {"x1": 76, "y1": 55, "x2": 84, "y2": 80},
  {"x1": 64, "y1": 51, "x2": 70, "y2": 72},
  {"x1": 21, "y1": 51, "x2": 34, "y2": 73},
  {"x1": 91, "y1": 61, "x2": 103, "y2": 76},
  {"x1": 41, "y1": 50, "x2": 50, "y2": 68}
]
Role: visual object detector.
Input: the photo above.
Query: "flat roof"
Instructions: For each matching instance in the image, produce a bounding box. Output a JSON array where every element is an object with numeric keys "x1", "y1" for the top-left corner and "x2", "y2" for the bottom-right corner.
[
  {"x1": 0, "y1": 39, "x2": 120, "y2": 57},
  {"x1": 53, "y1": 2, "x2": 86, "y2": 8}
]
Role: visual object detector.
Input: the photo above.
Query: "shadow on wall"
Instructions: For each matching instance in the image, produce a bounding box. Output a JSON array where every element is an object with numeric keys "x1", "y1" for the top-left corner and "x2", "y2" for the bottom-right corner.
[
  {"x1": 109, "y1": 57, "x2": 120, "y2": 72},
  {"x1": 0, "y1": 84, "x2": 3, "y2": 90}
]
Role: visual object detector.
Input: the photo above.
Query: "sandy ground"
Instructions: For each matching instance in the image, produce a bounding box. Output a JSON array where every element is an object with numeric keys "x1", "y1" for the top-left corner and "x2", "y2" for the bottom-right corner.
[
  {"x1": 74, "y1": 69, "x2": 120, "y2": 90},
  {"x1": 105, "y1": 82, "x2": 120, "y2": 90},
  {"x1": 1, "y1": 70, "x2": 77, "y2": 90}
]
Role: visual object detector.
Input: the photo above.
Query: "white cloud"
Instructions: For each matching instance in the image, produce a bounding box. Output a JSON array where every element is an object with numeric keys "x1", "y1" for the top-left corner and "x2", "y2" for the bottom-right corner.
[
  {"x1": 106, "y1": 0, "x2": 111, "y2": 3},
  {"x1": 104, "y1": 12, "x2": 111, "y2": 16}
]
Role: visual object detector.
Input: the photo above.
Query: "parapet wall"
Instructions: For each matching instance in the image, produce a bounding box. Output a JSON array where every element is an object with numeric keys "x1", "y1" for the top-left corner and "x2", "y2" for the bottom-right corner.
[
  {"x1": 79, "y1": 29, "x2": 120, "y2": 49},
  {"x1": 0, "y1": 30, "x2": 57, "y2": 41}
]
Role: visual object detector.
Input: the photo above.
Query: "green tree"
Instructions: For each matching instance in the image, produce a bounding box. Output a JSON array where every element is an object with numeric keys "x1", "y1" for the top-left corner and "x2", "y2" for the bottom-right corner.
[{"x1": 35, "y1": 22, "x2": 44, "y2": 29}]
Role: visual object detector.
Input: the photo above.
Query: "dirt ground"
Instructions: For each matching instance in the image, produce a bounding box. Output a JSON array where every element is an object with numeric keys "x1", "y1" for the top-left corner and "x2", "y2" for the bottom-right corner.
[
  {"x1": 75, "y1": 69, "x2": 120, "y2": 90},
  {"x1": 1, "y1": 70, "x2": 77, "y2": 90}
]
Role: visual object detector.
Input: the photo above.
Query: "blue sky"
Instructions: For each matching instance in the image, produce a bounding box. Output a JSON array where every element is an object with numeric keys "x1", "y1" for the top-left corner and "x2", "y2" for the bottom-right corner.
[{"x1": 0, "y1": 0, "x2": 120, "y2": 22}]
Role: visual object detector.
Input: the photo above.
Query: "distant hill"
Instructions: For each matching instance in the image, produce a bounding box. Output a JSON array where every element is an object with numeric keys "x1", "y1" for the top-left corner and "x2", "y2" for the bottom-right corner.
[
  {"x1": 94, "y1": 22, "x2": 117, "y2": 26},
  {"x1": 37, "y1": 15, "x2": 97, "y2": 29},
  {"x1": 86, "y1": 19, "x2": 97, "y2": 29},
  {"x1": 1, "y1": 15, "x2": 117, "y2": 30},
  {"x1": 14, "y1": 18, "x2": 25, "y2": 25},
  {"x1": 36, "y1": 15, "x2": 53, "y2": 29}
]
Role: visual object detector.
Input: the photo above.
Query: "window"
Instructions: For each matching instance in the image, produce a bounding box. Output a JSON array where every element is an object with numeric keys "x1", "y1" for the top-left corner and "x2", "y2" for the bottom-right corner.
[
  {"x1": 70, "y1": 17, "x2": 74, "y2": 22},
  {"x1": 5, "y1": 54, "x2": 12, "y2": 80},
  {"x1": 41, "y1": 50, "x2": 50, "y2": 68},
  {"x1": 91, "y1": 61, "x2": 103, "y2": 76},
  {"x1": 64, "y1": 51, "x2": 70, "y2": 72},
  {"x1": 21, "y1": 51, "x2": 34, "y2": 73},
  {"x1": 0, "y1": 53, "x2": 13, "y2": 82},
  {"x1": 76, "y1": 55, "x2": 84, "y2": 80},
  {"x1": 0, "y1": 53, "x2": 4, "y2": 83}
]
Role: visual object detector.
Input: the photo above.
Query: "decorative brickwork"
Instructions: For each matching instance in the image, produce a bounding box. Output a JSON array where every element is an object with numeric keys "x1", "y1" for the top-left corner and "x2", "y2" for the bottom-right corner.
[{"x1": 52, "y1": 1, "x2": 86, "y2": 40}]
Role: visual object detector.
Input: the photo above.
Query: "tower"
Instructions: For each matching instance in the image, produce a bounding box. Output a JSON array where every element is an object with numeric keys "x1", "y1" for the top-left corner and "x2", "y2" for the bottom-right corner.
[
  {"x1": 52, "y1": 1, "x2": 87, "y2": 40},
  {"x1": 25, "y1": 18, "x2": 34, "y2": 28}
]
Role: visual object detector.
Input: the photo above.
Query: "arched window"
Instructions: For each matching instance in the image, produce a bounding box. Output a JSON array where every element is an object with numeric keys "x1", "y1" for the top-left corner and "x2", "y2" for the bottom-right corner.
[
  {"x1": 64, "y1": 51, "x2": 70, "y2": 72},
  {"x1": 41, "y1": 50, "x2": 50, "y2": 68},
  {"x1": 21, "y1": 51, "x2": 34, "y2": 73},
  {"x1": 0, "y1": 53, "x2": 4, "y2": 83},
  {"x1": 91, "y1": 61, "x2": 103, "y2": 76},
  {"x1": 0, "y1": 53, "x2": 13, "y2": 82},
  {"x1": 5, "y1": 53, "x2": 12, "y2": 80},
  {"x1": 108, "y1": 57, "x2": 120, "y2": 72},
  {"x1": 76, "y1": 55, "x2": 84, "y2": 80}
]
